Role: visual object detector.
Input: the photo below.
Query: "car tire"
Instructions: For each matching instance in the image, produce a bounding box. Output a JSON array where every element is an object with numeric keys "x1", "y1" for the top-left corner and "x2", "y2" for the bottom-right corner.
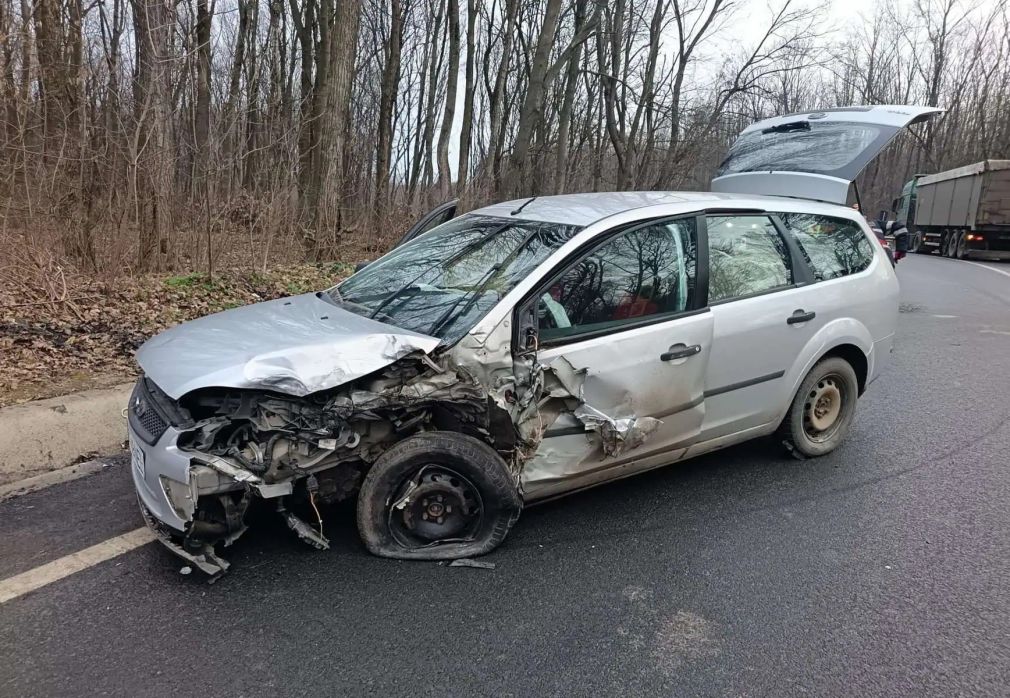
[
  {"x1": 356, "y1": 431, "x2": 521, "y2": 560},
  {"x1": 778, "y1": 357, "x2": 859, "y2": 458}
]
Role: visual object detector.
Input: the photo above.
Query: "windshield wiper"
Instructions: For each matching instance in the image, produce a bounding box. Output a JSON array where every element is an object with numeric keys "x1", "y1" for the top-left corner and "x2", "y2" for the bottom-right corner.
[
  {"x1": 428, "y1": 264, "x2": 502, "y2": 339},
  {"x1": 762, "y1": 120, "x2": 810, "y2": 135},
  {"x1": 428, "y1": 225, "x2": 546, "y2": 339}
]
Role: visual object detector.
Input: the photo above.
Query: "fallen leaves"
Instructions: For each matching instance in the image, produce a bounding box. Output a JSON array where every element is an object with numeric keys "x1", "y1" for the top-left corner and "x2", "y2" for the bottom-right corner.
[{"x1": 0, "y1": 264, "x2": 352, "y2": 407}]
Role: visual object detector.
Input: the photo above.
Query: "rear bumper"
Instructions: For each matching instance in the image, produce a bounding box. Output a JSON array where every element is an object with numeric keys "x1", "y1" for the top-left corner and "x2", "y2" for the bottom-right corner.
[{"x1": 867, "y1": 333, "x2": 894, "y2": 387}]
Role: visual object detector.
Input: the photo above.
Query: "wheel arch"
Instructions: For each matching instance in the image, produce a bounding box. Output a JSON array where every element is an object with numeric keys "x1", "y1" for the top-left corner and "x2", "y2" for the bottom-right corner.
[
  {"x1": 776, "y1": 321, "x2": 874, "y2": 426},
  {"x1": 821, "y1": 343, "x2": 868, "y2": 394}
]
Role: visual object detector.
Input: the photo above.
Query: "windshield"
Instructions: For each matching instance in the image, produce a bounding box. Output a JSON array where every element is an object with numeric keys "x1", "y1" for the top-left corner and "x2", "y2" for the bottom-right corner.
[
  {"x1": 717, "y1": 121, "x2": 894, "y2": 180},
  {"x1": 330, "y1": 215, "x2": 581, "y2": 344}
]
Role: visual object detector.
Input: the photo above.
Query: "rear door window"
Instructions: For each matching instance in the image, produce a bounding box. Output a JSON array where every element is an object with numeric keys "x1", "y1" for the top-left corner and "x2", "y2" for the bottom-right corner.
[
  {"x1": 778, "y1": 213, "x2": 874, "y2": 281},
  {"x1": 706, "y1": 215, "x2": 793, "y2": 302}
]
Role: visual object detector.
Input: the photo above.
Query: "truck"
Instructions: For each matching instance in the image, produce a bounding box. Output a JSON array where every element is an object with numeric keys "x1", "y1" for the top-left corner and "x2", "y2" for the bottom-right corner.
[{"x1": 893, "y1": 160, "x2": 1010, "y2": 260}]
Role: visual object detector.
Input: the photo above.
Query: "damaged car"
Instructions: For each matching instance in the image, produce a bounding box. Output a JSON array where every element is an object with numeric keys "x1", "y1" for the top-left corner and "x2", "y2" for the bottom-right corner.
[{"x1": 128, "y1": 105, "x2": 940, "y2": 575}]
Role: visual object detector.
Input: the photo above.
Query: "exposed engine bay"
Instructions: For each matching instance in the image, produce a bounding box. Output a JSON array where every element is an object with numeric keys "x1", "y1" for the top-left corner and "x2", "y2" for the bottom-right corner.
[{"x1": 133, "y1": 351, "x2": 535, "y2": 576}]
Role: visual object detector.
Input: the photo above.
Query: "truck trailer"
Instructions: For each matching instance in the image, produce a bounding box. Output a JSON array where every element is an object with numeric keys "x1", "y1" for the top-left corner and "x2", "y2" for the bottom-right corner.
[{"x1": 894, "y1": 160, "x2": 1010, "y2": 260}]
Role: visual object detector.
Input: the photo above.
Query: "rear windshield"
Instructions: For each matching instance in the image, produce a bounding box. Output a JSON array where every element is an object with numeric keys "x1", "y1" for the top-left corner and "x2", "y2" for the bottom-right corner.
[
  {"x1": 717, "y1": 121, "x2": 892, "y2": 179},
  {"x1": 330, "y1": 215, "x2": 580, "y2": 345}
]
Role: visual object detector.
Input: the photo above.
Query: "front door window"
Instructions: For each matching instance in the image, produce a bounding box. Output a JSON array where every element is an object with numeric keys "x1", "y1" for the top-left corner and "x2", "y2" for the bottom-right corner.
[{"x1": 538, "y1": 218, "x2": 698, "y2": 343}]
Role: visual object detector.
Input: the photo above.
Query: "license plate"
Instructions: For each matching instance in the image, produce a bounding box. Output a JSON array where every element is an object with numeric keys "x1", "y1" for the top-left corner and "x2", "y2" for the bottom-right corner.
[{"x1": 130, "y1": 437, "x2": 146, "y2": 478}]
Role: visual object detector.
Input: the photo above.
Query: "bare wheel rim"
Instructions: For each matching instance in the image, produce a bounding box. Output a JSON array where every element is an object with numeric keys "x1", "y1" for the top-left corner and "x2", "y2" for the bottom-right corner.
[
  {"x1": 388, "y1": 465, "x2": 484, "y2": 547},
  {"x1": 802, "y1": 373, "x2": 847, "y2": 442}
]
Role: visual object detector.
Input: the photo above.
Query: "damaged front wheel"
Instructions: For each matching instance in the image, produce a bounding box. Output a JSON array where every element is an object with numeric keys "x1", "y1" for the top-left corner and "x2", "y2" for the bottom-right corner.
[{"x1": 356, "y1": 432, "x2": 521, "y2": 560}]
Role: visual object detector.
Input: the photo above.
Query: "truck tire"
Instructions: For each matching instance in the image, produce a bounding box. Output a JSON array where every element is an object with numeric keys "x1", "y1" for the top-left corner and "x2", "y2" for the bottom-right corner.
[
  {"x1": 911, "y1": 232, "x2": 924, "y2": 253},
  {"x1": 942, "y1": 232, "x2": 955, "y2": 257},
  {"x1": 954, "y1": 231, "x2": 968, "y2": 259},
  {"x1": 778, "y1": 357, "x2": 859, "y2": 458},
  {"x1": 356, "y1": 431, "x2": 521, "y2": 560}
]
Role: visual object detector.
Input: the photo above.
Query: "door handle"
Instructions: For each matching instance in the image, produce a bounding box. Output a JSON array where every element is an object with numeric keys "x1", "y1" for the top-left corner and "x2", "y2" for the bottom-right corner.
[
  {"x1": 787, "y1": 309, "x2": 816, "y2": 325},
  {"x1": 660, "y1": 343, "x2": 702, "y2": 361}
]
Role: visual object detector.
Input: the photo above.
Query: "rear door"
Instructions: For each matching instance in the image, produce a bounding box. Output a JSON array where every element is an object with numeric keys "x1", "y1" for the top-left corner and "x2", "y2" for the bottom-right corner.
[
  {"x1": 700, "y1": 212, "x2": 822, "y2": 438},
  {"x1": 711, "y1": 105, "x2": 943, "y2": 205}
]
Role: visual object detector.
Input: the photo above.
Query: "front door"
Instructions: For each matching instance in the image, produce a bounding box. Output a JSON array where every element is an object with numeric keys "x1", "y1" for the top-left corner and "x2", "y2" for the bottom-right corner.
[{"x1": 520, "y1": 216, "x2": 713, "y2": 498}]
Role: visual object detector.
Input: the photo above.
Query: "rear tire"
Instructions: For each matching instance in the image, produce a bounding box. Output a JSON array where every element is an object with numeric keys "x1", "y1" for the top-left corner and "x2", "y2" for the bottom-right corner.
[
  {"x1": 946, "y1": 232, "x2": 959, "y2": 258},
  {"x1": 954, "y1": 231, "x2": 968, "y2": 259},
  {"x1": 778, "y1": 357, "x2": 859, "y2": 458},
  {"x1": 356, "y1": 431, "x2": 521, "y2": 560}
]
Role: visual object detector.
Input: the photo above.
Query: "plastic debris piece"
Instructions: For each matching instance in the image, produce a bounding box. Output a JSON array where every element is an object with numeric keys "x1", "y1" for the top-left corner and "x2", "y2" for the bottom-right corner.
[{"x1": 448, "y1": 558, "x2": 496, "y2": 570}]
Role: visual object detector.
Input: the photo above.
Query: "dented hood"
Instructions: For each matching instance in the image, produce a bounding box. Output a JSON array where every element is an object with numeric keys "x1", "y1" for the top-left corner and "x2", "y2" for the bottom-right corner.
[{"x1": 137, "y1": 293, "x2": 441, "y2": 399}]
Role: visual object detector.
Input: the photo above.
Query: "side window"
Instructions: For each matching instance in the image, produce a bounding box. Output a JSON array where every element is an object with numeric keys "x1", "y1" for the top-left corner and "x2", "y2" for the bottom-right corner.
[
  {"x1": 778, "y1": 213, "x2": 874, "y2": 281},
  {"x1": 707, "y1": 215, "x2": 793, "y2": 303},
  {"x1": 538, "y1": 218, "x2": 697, "y2": 342}
]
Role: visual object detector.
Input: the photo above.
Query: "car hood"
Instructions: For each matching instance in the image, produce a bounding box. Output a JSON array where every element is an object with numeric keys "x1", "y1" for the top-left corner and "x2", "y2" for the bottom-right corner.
[{"x1": 136, "y1": 293, "x2": 441, "y2": 399}]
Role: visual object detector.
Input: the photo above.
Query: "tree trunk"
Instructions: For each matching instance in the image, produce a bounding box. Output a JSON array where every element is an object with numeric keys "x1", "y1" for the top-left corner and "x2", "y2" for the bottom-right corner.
[
  {"x1": 503, "y1": 0, "x2": 565, "y2": 197},
  {"x1": 312, "y1": 0, "x2": 361, "y2": 259},
  {"x1": 131, "y1": 0, "x2": 175, "y2": 271},
  {"x1": 375, "y1": 0, "x2": 404, "y2": 210},
  {"x1": 456, "y1": 0, "x2": 477, "y2": 192}
]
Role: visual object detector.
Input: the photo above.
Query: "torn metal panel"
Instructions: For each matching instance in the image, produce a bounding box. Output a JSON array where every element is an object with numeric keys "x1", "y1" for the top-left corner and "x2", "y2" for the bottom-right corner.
[
  {"x1": 536, "y1": 355, "x2": 663, "y2": 458},
  {"x1": 571, "y1": 405, "x2": 662, "y2": 458}
]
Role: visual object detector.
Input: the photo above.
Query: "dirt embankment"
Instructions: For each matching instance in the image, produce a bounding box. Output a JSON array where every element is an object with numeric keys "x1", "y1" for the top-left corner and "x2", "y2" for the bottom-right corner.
[{"x1": 0, "y1": 264, "x2": 351, "y2": 407}]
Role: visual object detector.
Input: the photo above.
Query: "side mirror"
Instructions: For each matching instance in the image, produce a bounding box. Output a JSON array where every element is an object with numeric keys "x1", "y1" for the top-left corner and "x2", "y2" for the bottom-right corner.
[{"x1": 354, "y1": 260, "x2": 370, "y2": 272}]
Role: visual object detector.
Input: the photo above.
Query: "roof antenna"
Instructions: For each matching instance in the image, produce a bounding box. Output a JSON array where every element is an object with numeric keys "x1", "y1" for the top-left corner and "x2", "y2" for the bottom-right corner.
[{"x1": 511, "y1": 196, "x2": 537, "y2": 215}]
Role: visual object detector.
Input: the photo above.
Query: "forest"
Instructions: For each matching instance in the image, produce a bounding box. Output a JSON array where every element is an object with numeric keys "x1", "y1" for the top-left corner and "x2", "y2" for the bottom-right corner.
[{"x1": 1, "y1": 0, "x2": 1008, "y2": 277}]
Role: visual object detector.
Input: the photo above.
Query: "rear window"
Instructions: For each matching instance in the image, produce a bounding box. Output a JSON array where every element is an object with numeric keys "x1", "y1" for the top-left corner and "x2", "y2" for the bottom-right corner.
[
  {"x1": 717, "y1": 121, "x2": 886, "y2": 178},
  {"x1": 779, "y1": 213, "x2": 874, "y2": 281}
]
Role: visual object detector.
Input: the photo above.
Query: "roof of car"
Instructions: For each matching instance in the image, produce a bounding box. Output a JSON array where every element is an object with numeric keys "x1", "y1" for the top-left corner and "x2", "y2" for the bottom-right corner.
[{"x1": 469, "y1": 191, "x2": 858, "y2": 227}]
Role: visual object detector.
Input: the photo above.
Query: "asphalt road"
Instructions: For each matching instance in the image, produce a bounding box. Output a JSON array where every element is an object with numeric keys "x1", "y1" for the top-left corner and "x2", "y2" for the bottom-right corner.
[{"x1": 2, "y1": 254, "x2": 1009, "y2": 697}]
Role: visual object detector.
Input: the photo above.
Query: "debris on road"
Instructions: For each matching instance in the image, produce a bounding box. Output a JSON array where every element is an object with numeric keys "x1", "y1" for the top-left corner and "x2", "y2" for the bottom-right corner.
[{"x1": 447, "y1": 558, "x2": 496, "y2": 570}]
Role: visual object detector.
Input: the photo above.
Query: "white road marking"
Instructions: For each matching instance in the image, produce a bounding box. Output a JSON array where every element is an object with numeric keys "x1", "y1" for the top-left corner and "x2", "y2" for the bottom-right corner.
[
  {"x1": 0, "y1": 527, "x2": 156, "y2": 604},
  {"x1": 0, "y1": 460, "x2": 108, "y2": 502},
  {"x1": 981, "y1": 329, "x2": 1010, "y2": 336},
  {"x1": 958, "y1": 259, "x2": 1010, "y2": 280},
  {"x1": 932, "y1": 314, "x2": 957, "y2": 319}
]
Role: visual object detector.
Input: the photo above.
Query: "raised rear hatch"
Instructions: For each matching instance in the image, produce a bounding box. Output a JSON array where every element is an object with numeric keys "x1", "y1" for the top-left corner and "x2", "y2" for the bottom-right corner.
[{"x1": 711, "y1": 105, "x2": 943, "y2": 205}]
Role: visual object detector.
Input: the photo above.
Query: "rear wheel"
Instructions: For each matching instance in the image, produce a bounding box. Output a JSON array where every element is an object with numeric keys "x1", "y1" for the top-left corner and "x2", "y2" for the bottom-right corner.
[
  {"x1": 954, "y1": 231, "x2": 968, "y2": 259},
  {"x1": 356, "y1": 431, "x2": 521, "y2": 560},
  {"x1": 779, "y1": 357, "x2": 859, "y2": 458},
  {"x1": 946, "y1": 232, "x2": 959, "y2": 258}
]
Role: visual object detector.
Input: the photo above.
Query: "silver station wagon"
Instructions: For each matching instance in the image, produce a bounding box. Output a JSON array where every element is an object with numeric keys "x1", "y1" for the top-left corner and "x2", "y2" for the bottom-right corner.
[{"x1": 128, "y1": 105, "x2": 940, "y2": 575}]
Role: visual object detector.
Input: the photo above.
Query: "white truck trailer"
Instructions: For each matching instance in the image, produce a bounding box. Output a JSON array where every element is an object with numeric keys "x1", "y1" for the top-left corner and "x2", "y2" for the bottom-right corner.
[{"x1": 894, "y1": 160, "x2": 1010, "y2": 260}]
